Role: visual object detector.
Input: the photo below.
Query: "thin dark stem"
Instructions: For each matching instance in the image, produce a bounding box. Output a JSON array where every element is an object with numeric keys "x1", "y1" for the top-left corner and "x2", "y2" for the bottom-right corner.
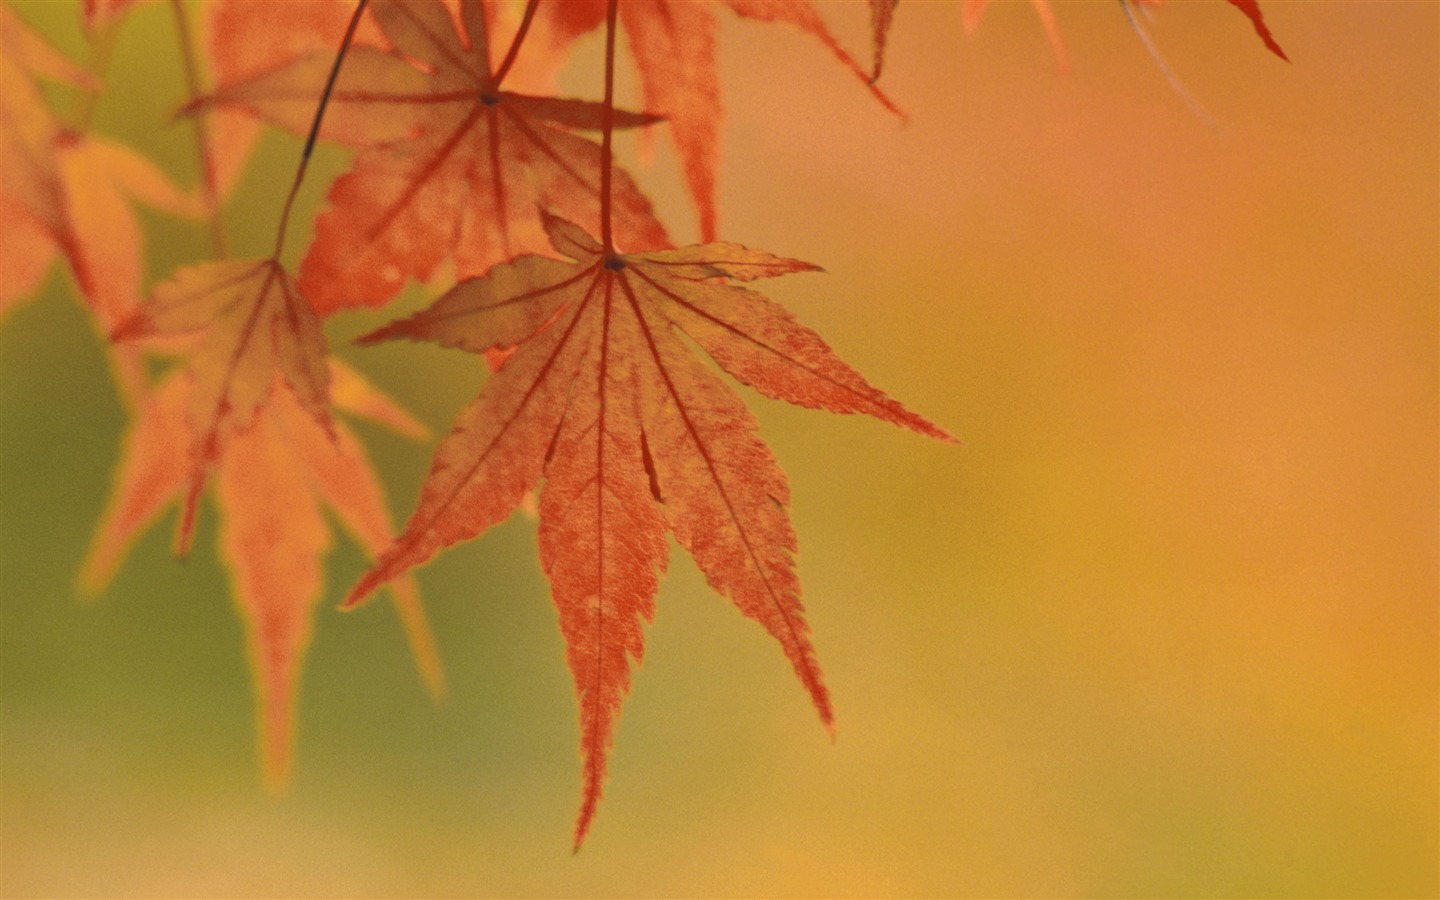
[
  {"x1": 599, "y1": 0, "x2": 618, "y2": 255},
  {"x1": 492, "y1": 0, "x2": 541, "y2": 86},
  {"x1": 273, "y1": 0, "x2": 370, "y2": 260},
  {"x1": 170, "y1": 0, "x2": 227, "y2": 258}
]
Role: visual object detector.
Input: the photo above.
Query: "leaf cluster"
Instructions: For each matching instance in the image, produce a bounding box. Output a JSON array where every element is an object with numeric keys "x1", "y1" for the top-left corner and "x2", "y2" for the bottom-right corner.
[{"x1": 0, "y1": 0, "x2": 1285, "y2": 848}]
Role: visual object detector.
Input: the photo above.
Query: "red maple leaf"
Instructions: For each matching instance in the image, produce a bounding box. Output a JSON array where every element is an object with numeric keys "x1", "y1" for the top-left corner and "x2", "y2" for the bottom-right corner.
[
  {"x1": 196, "y1": 0, "x2": 668, "y2": 316},
  {"x1": 1219, "y1": 0, "x2": 1289, "y2": 61},
  {"x1": 868, "y1": 0, "x2": 899, "y2": 82},
  {"x1": 348, "y1": 211, "x2": 953, "y2": 847}
]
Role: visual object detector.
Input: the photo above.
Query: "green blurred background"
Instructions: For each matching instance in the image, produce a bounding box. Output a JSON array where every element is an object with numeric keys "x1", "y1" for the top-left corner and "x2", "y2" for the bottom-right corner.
[{"x1": 2, "y1": 1, "x2": 1436, "y2": 896}]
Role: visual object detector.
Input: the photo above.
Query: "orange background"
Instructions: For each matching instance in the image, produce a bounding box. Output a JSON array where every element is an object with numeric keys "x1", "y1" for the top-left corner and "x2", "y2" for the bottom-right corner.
[{"x1": 1, "y1": 1, "x2": 1436, "y2": 896}]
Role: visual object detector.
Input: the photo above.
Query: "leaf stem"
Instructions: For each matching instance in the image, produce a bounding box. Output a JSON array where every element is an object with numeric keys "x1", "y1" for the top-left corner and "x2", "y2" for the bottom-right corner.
[
  {"x1": 492, "y1": 0, "x2": 540, "y2": 86},
  {"x1": 599, "y1": 0, "x2": 618, "y2": 256},
  {"x1": 272, "y1": 0, "x2": 370, "y2": 261},
  {"x1": 170, "y1": 0, "x2": 227, "y2": 258},
  {"x1": 1119, "y1": 0, "x2": 1216, "y2": 130},
  {"x1": 70, "y1": 18, "x2": 119, "y2": 134}
]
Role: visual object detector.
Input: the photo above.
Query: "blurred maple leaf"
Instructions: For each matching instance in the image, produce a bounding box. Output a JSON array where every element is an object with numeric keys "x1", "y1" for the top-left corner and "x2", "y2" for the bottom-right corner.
[
  {"x1": 95, "y1": 178, "x2": 449, "y2": 779},
  {"x1": 962, "y1": 0, "x2": 1068, "y2": 68},
  {"x1": 349, "y1": 211, "x2": 953, "y2": 847},
  {"x1": 194, "y1": 0, "x2": 668, "y2": 315},
  {"x1": 81, "y1": 363, "x2": 443, "y2": 787},
  {"x1": 81, "y1": 0, "x2": 145, "y2": 30},
  {"x1": 69, "y1": 0, "x2": 453, "y2": 789},
  {"x1": 532, "y1": 0, "x2": 900, "y2": 243},
  {"x1": 867, "y1": 0, "x2": 1288, "y2": 80},
  {"x1": 0, "y1": 3, "x2": 199, "y2": 332}
]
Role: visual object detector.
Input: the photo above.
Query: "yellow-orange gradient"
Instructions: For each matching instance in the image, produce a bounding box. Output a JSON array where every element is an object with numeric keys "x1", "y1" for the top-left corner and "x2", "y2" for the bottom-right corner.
[{"x1": 1, "y1": 1, "x2": 1434, "y2": 896}]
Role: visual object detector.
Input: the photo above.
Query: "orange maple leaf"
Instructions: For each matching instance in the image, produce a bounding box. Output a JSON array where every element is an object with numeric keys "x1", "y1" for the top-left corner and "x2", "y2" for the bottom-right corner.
[
  {"x1": 348, "y1": 211, "x2": 953, "y2": 848},
  {"x1": 532, "y1": 0, "x2": 900, "y2": 243},
  {"x1": 0, "y1": 3, "x2": 199, "y2": 332},
  {"x1": 112, "y1": 258, "x2": 332, "y2": 549},
  {"x1": 81, "y1": 363, "x2": 443, "y2": 787},
  {"x1": 195, "y1": 0, "x2": 668, "y2": 315},
  {"x1": 102, "y1": 214, "x2": 444, "y2": 780},
  {"x1": 201, "y1": 0, "x2": 388, "y2": 199}
]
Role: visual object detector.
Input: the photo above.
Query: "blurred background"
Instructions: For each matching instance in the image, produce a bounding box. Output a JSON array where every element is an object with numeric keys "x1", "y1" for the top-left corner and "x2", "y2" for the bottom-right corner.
[{"x1": 1, "y1": 1, "x2": 1435, "y2": 896}]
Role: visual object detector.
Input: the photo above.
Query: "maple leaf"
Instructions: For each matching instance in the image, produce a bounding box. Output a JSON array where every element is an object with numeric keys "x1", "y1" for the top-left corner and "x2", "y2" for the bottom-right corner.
[
  {"x1": 1219, "y1": 0, "x2": 1288, "y2": 61},
  {"x1": 868, "y1": 0, "x2": 1287, "y2": 77},
  {"x1": 111, "y1": 258, "x2": 331, "y2": 550},
  {"x1": 195, "y1": 0, "x2": 668, "y2": 315},
  {"x1": 101, "y1": 227, "x2": 442, "y2": 784},
  {"x1": 0, "y1": 193, "x2": 54, "y2": 310},
  {"x1": 81, "y1": 363, "x2": 444, "y2": 787},
  {"x1": 0, "y1": 3, "x2": 199, "y2": 330},
  {"x1": 962, "y1": 0, "x2": 1068, "y2": 69},
  {"x1": 1120, "y1": 0, "x2": 1288, "y2": 62},
  {"x1": 349, "y1": 212, "x2": 953, "y2": 848},
  {"x1": 0, "y1": 2, "x2": 97, "y2": 89},
  {"x1": 532, "y1": 0, "x2": 900, "y2": 242},
  {"x1": 201, "y1": 0, "x2": 388, "y2": 199},
  {"x1": 868, "y1": 0, "x2": 899, "y2": 82}
]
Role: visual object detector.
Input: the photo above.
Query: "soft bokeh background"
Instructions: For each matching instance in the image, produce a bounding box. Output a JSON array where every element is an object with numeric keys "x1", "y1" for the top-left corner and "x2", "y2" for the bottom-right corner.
[{"x1": 2, "y1": 1, "x2": 1435, "y2": 896}]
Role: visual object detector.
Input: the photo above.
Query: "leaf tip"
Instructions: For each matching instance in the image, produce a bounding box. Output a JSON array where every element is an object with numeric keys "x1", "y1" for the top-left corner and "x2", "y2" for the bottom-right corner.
[
  {"x1": 384, "y1": 577, "x2": 448, "y2": 702},
  {"x1": 174, "y1": 95, "x2": 208, "y2": 122},
  {"x1": 261, "y1": 751, "x2": 293, "y2": 796},
  {"x1": 1226, "y1": 0, "x2": 1289, "y2": 61},
  {"x1": 572, "y1": 797, "x2": 598, "y2": 854},
  {"x1": 345, "y1": 557, "x2": 398, "y2": 609},
  {"x1": 929, "y1": 422, "x2": 962, "y2": 445},
  {"x1": 342, "y1": 576, "x2": 380, "y2": 610},
  {"x1": 259, "y1": 698, "x2": 297, "y2": 797},
  {"x1": 77, "y1": 524, "x2": 123, "y2": 599},
  {"x1": 354, "y1": 320, "x2": 411, "y2": 346},
  {"x1": 172, "y1": 472, "x2": 206, "y2": 559},
  {"x1": 881, "y1": 404, "x2": 959, "y2": 444},
  {"x1": 75, "y1": 567, "x2": 105, "y2": 600},
  {"x1": 109, "y1": 313, "x2": 149, "y2": 344},
  {"x1": 76, "y1": 543, "x2": 117, "y2": 600},
  {"x1": 815, "y1": 690, "x2": 836, "y2": 739}
]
